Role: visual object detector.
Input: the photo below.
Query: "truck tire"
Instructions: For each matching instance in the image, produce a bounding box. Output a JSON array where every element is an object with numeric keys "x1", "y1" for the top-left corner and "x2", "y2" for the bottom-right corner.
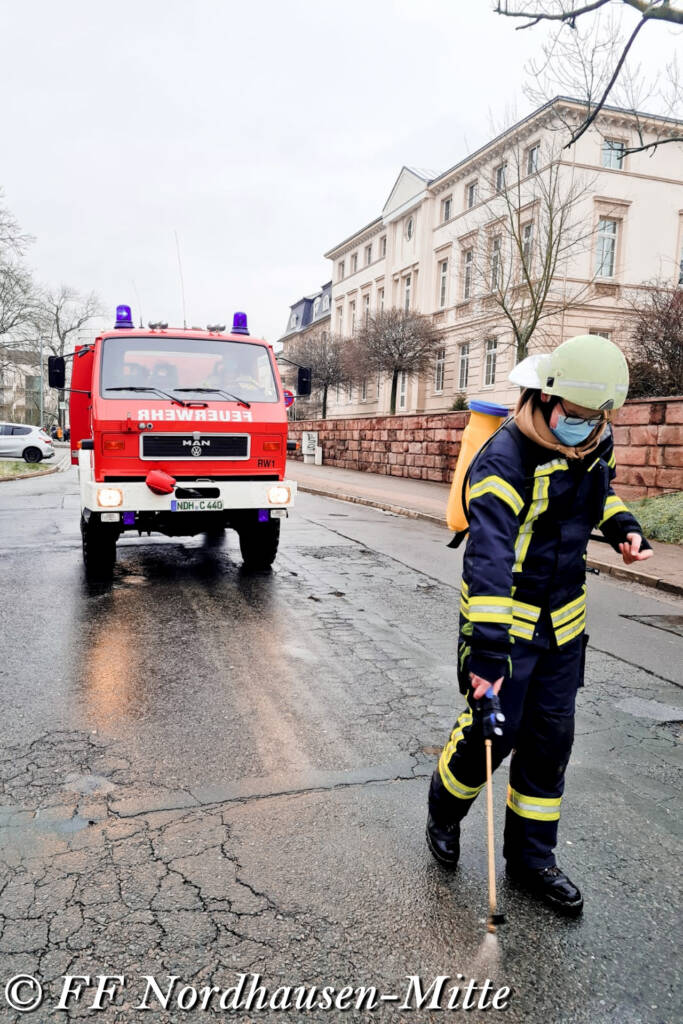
[
  {"x1": 81, "y1": 513, "x2": 117, "y2": 581},
  {"x1": 238, "y1": 518, "x2": 280, "y2": 570}
]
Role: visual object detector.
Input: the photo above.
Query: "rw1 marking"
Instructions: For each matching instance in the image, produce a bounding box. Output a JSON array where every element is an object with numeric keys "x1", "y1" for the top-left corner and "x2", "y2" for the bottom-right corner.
[{"x1": 171, "y1": 499, "x2": 224, "y2": 512}]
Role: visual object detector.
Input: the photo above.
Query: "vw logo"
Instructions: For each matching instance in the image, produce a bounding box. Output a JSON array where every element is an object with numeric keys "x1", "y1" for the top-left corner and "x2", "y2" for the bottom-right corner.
[{"x1": 190, "y1": 444, "x2": 202, "y2": 457}]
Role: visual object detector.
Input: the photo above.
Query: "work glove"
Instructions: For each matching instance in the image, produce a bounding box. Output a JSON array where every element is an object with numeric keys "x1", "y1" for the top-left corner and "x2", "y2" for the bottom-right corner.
[{"x1": 474, "y1": 687, "x2": 506, "y2": 740}]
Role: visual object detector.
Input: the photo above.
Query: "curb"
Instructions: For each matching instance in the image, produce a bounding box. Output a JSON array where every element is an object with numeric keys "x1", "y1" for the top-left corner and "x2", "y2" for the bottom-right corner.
[
  {"x1": 297, "y1": 483, "x2": 683, "y2": 599},
  {"x1": 0, "y1": 463, "x2": 61, "y2": 484},
  {"x1": 0, "y1": 452, "x2": 71, "y2": 484}
]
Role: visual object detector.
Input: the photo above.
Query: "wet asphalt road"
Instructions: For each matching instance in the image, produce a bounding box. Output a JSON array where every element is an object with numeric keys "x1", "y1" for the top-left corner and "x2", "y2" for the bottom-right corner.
[{"x1": 0, "y1": 464, "x2": 681, "y2": 1023}]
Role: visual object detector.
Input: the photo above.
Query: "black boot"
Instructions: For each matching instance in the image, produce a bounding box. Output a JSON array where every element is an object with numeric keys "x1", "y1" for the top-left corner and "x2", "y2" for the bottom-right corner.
[
  {"x1": 506, "y1": 863, "x2": 583, "y2": 916},
  {"x1": 426, "y1": 813, "x2": 460, "y2": 869}
]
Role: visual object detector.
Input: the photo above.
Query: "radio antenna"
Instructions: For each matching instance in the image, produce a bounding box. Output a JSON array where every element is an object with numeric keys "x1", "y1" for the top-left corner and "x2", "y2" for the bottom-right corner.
[
  {"x1": 131, "y1": 279, "x2": 144, "y2": 327},
  {"x1": 174, "y1": 230, "x2": 188, "y2": 329}
]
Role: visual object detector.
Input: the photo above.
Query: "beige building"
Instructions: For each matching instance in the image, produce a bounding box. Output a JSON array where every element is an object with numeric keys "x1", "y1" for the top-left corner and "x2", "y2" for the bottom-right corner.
[{"x1": 323, "y1": 97, "x2": 683, "y2": 418}]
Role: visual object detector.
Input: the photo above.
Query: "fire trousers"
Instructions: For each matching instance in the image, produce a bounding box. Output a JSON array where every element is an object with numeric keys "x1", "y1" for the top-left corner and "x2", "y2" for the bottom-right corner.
[{"x1": 429, "y1": 629, "x2": 587, "y2": 869}]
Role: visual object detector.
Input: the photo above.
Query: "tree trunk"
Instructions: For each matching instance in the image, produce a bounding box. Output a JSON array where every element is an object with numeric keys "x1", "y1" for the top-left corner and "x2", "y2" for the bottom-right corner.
[
  {"x1": 390, "y1": 370, "x2": 398, "y2": 415},
  {"x1": 322, "y1": 385, "x2": 328, "y2": 420}
]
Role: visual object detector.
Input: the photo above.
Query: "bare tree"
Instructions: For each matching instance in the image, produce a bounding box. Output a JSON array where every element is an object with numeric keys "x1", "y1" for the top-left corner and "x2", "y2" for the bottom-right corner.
[
  {"x1": 0, "y1": 261, "x2": 38, "y2": 348},
  {"x1": 353, "y1": 308, "x2": 439, "y2": 415},
  {"x1": 625, "y1": 282, "x2": 683, "y2": 396},
  {"x1": 284, "y1": 331, "x2": 350, "y2": 419},
  {"x1": 495, "y1": 1, "x2": 683, "y2": 154},
  {"x1": 467, "y1": 139, "x2": 599, "y2": 362},
  {"x1": 37, "y1": 286, "x2": 105, "y2": 359}
]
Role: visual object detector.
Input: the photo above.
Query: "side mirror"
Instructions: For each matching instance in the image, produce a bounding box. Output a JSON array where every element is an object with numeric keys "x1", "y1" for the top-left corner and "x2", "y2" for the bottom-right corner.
[
  {"x1": 48, "y1": 355, "x2": 66, "y2": 389},
  {"x1": 297, "y1": 366, "x2": 312, "y2": 396}
]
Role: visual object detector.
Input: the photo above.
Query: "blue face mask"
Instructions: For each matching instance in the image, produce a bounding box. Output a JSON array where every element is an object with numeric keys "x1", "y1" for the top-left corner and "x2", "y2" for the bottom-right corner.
[{"x1": 550, "y1": 414, "x2": 598, "y2": 446}]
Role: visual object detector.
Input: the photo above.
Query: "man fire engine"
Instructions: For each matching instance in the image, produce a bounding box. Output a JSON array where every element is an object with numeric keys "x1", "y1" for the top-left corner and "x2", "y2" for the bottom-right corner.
[{"x1": 49, "y1": 305, "x2": 309, "y2": 580}]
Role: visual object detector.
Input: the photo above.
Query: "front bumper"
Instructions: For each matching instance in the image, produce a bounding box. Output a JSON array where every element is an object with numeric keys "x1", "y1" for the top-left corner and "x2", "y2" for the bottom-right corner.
[{"x1": 80, "y1": 468, "x2": 296, "y2": 514}]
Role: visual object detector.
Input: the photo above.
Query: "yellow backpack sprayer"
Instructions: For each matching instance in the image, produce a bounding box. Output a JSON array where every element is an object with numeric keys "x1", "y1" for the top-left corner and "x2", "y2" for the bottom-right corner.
[
  {"x1": 446, "y1": 399, "x2": 509, "y2": 932},
  {"x1": 446, "y1": 400, "x2": 509, "y2": 546}
]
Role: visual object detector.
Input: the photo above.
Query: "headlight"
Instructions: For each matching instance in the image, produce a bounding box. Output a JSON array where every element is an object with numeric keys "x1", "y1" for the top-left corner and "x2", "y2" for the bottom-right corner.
[
  {"x1": 97, "y1": 487, "x2": 123, "y2": 508},
  {"x1": 267, "y1": 485, "x2": 291, "y2": 505}
]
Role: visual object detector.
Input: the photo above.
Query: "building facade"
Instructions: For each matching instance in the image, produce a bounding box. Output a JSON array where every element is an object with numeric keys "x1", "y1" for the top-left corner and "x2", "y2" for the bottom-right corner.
[
  {"x1": 278, "y1": 282, "x2": 332, "y2": 418},
  {"x1": 320, "y1": 97, "x2": 683, "y2": 418}
]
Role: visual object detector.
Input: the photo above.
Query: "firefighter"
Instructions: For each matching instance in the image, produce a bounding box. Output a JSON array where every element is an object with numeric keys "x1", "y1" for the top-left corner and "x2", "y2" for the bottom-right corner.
[{"x1": 426, "y1": 335, "x2": 653, "y2": 916}]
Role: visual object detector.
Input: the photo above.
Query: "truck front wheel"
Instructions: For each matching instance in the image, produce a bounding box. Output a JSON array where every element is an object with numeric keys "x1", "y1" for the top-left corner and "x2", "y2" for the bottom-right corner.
[
  {"x1": 81, "y1": 513, "x2": 118, "y2": 581},
  {"x1": 238, "y1": 517, "x2": 280, "y2": 570}
]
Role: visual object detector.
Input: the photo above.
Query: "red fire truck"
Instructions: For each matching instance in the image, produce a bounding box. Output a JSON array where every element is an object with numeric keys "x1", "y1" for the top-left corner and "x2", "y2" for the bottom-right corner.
[{"x1": 49, "y1": 305, "x2": 309, "y2": 580}]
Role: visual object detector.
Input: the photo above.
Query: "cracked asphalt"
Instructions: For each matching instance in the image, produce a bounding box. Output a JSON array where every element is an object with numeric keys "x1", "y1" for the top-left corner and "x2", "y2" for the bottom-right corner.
[{"x1": 0, "y1": 466, "x2": 681, "y2": 1023}]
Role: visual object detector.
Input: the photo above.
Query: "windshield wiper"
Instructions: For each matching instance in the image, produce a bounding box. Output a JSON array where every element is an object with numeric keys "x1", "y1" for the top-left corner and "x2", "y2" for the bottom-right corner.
[
  {"x1": 174, "y1": 387, "x2": 251, "y2": 409},
  {"x1": 105, "y1": 386, "x2": 193, "y2": 408}
]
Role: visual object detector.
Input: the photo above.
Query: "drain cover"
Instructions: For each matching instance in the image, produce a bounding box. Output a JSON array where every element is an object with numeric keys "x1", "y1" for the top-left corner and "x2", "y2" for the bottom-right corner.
[{"x1": 621, "y1": 615, "x2": 683, "y2": 638}]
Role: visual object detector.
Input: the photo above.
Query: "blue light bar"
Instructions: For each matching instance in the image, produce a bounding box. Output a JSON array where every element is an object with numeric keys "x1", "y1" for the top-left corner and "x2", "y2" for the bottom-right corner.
[
  {"x1": 232, "y1": 312, "x2": 249, "y2": 335},
  {"x1": 115, "y1": 304, "x2": 134, "y2": 329}
]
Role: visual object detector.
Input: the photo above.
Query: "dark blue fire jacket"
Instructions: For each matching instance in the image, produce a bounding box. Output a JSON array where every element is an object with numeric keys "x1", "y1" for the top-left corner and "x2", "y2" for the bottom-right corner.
[{"x1": 460, "y1": 420, "x2": 645, "y2": 683}]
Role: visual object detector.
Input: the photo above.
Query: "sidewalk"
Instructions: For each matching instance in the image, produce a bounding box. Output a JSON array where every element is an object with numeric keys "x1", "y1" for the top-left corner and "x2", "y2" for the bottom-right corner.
[{"x1": 288, "y1": 460, "x2": 683, "y2": 597}]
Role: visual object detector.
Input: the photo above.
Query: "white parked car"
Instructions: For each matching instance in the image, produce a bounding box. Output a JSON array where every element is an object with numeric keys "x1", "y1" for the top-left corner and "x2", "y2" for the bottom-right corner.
[{"x1": 0, "y1": 422, "x2": 54, "y2": 462}]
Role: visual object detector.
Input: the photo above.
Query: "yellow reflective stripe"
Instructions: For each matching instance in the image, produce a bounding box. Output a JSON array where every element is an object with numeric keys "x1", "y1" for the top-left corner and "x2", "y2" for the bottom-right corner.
[
  {"x1": 513, "y1": 476, "x2": 549, "y2": 573},
  {"x1": 588, "y1": 457, "x2": 600, "y2": 472},
  {"x1": 465, "y1": 595, "x2": 513, "y2": 625},
  {"x1": 507, "y1": 785, "x2": 562, "y2": 821},
  {"x1": 599, "y1": 494, "x2": 630, "y2": 526},
  {"x1": 607, "y1": 452, "x2": 616, "y2": 469},
  {"x1": 551, "y1": 589, "x2": 586, "y2": 627},
  {"x1": 556, "y1": 613, "x2": 586, "y2": 646},
  {"x1": 511, "y1": 621, "x2": 535, "y2": 640},
  {"x1": 513, "y1": 600, "x2": 541, "y2": 622},
  {"x1": 439, "y1": 704, "x2": 484, "y2": 801},
  {"x1": 461, "y1": 580, "x2": 469, "y2": 597},
  {"x1": 535, "y1": 458, "x2": 568, "y2": 477},
  {"x1": 469, "y1": 475, "x2": 524, "y2": 516}
]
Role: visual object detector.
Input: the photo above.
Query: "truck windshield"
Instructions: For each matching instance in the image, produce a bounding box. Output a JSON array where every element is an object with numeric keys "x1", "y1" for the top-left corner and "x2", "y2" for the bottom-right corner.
[{"x1": 100, "y1": 337, "x2": 279, "y2": 403}]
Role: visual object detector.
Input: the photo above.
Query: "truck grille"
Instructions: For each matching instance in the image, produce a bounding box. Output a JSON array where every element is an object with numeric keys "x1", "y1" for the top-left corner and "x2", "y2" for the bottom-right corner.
[{"x1": 141, "y1": 434, "x2": 249, "y2": 459}]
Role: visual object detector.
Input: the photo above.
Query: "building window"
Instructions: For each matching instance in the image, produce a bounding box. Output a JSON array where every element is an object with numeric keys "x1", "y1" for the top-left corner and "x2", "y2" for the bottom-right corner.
[
  {"x1": 338, "y1": 261, "x2": 345, "y2": 281},
  {"x1": 434, "y1": 348, "x2": 445, "y2": 393},
  {"x1": 376, "y1": 375, "x2": 381, "y2": 399},
  {"x1": 365, "y1": 244, "x2": 372, "y2": 265},
  {"x1": 589, "y1": 328, "x2": 611, "y2": 339},
  {"x1": 378, "y1": 287, "x2": 385, "y2": 311},
  {"x1": 602, "y1": 139, "x2": 625, "y2": 170},
  {"x1": 466, "y1": 180, "x2": 478, "y2": 209},
  {"x1": 595, "y1": 218, "x2": 618, "y2": 278},
  {"x1": 439, "y1": 259, "x2": 448, "y2": 308},
  {"x1": 350, "y1": 252, "x2": 358, "y2": 274},
  {"x1": 405, "y1": 216, "x2": 414, "y2": 240},
  {"x1": 337, "y1": 306, "x2": 343, "y2": 333},
  {"x1": 458, "y1": 342, "x2": 470, "y2": 391},
  {"x1": 490, "y1": 235, "x2": 502, "y2": 290},
  {"x1": 442, "y1": 195, "x2": 452, "y2": 222},
  {"x1": 463, "y1": 249, "x2": 473, "y2": 299},
  {"x1": 313, "y1": 297, "x2": 321, "y2": 317},
  {"x1": 289, "y1": 313, "x2": 299, "y2": 330},
  {"x1": 398, "y1": 370, "x2": 407, "y2": 410},
  {"x1": 484, "y1": 338, "x2": 498, "y2": 386},
  {"x1": 347, "y1": 383, "x2": 353, "y2": 402},
  {"x1": 322, "y1": 294, "x2": 330, "y2": 312},
  {"x1": 336, "y1": 384, "x2": 340, "y2": 402},
  {"x1": 679, "y1": 240, "x2": 683, "y2": 285},
  {"x1": 380, "y1": 235, "x2": 387, "y2": 257},
  {"x1": 404, "y1": 274, "x2": 411, "y2": 311},
  {"x1": 361, "y1": 378, "x2": 368, "y2": 401},
  {"x1": 350, "y1": 300, "x2": 356, "y2": 331},
  {"x1": 495, "y1": 162, "x2": 507, "y2": 193},
  {"x1": 363, "y1": 293, "x2": 370, "y2": 323},
  {"x1": 526, "y1": 144, "x2": 539, "y2": 175},
  {"x1": 522, "y1": 222, "x2": 534, "y2": 266}
]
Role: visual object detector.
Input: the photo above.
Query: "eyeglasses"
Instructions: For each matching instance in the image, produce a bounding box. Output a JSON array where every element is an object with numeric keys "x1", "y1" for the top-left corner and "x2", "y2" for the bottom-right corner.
[{"x1": 558, "y1": 400, "x2": 604, "y2": 427}]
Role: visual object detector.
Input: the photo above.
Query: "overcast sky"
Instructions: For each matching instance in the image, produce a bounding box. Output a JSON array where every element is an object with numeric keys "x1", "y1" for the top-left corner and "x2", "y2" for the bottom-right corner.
[{"x1": 2, "y1": 0, "x2": 678, "y2": 343}]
